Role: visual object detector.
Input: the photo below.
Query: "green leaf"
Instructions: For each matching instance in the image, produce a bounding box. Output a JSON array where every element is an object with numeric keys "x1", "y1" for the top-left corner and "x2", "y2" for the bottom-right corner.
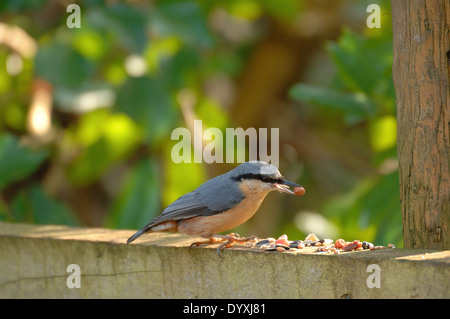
[
  {"x1": 368, "y1": 115, "x2": 397, "y2": 152},
  {"x1": 156, "y1": 48, "x2": 200, "y2": 89},
  {"x1": 67, "y1": 110, "x2": 142, "y2": 185},
  {"x1": 0, "y1": 134, "x2": 48, "y2": 190},
  {"x1": 72, "y1": 28, "x2": 108, "y2": 61},
  {"x1": 9, "y1": 184, "x2": 78, "y2": 225},
  {"x1": 116, "y1": 76, "x2": 177, "y2": 143},
  {"x1": 87, "y1": 3, "x2": 150, "y2": 53},
  {"x1": 67, "y1": 137, "x2": 111, "y2": 185},
  {"x1": 0, "y1": 0, "x2": 47, "y2": 13},
  {"x1": 261, "y1": 0, "x2": 301, "y2": 21},
  {"x1": 326, "y1": 27, "x2": 393, "y2": 95},
  {"x1": 35, "y1": 42, "x2": 93, "y2": 88},
  {"x1": 29, "y1": 184, "x2": 78, "y2": 225},
  {"x1": 151, "y1": 1, "x2": 213, "y2": 48},
  {"x1": 106, "y1": 158, "x2": 160, "y2": 229},
  {"x1": 289, "y1": 83, "x2": 375, "y2": 116}
]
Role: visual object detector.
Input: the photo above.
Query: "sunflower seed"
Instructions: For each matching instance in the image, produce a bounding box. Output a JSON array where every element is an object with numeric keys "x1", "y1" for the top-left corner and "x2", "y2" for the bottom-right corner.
[
  {"x1": 263, "y1": 244, "x2": 277, "y2": 251},
  {"x1": 289, "y1": 240, "x2": 302, "y2": 248},
  {"x1": 255, "y1": 239, "x2": 271, "y2": 247}
]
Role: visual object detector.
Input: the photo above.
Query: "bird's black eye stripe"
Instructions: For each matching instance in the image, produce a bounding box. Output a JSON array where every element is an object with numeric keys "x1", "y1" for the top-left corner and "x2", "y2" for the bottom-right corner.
[{"x1": 232, "y1": 173, "x2": 284, "y2": 184}]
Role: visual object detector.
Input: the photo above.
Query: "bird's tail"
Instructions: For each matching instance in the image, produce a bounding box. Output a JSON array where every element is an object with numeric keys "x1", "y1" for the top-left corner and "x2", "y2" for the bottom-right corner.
[
  {"x1": 127, "y1": 220, "x2": 176, "y2": 243},
  {"x1": 127, "y1": 229, "x2": 145, "y2": 244}
]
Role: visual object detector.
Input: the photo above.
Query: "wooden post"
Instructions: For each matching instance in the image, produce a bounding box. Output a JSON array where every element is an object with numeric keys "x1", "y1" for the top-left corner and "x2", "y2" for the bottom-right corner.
[{"x1": 391, "y1": 0, "x2": 450, "y2": 249}]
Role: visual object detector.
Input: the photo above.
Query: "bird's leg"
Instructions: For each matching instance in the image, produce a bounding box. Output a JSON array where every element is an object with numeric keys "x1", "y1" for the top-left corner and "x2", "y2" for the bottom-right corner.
[
  {"x1": 212, "y1": 234, "x2": 259, "y2": 258},
  {"x1": 190, "y1": 233, "x2": 259, "y2": 258},
  {"x1": 189, "y1": 233, "x2": 242, "y2": 247},
  {"x1": 190, "y1": 236, "x2": 227, "y2": 247}
]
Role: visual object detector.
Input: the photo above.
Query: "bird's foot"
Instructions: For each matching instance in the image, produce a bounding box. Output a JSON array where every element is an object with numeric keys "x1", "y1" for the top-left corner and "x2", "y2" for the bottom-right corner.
[
  {"x1": 190, "y1": 233, "x2": 259, "y2": 258},
  {"x1": 214, "y1": 234, "x2": 260, "y2": 258},
  {"x1": 190, "y1": 236, "x2": 226, "y2": 247}
]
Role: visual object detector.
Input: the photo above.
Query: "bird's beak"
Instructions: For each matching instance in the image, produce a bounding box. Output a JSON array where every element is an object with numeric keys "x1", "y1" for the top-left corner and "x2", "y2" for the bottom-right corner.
[{"x1": 273, "y1": 179, "x2": 302, "y2": 195}]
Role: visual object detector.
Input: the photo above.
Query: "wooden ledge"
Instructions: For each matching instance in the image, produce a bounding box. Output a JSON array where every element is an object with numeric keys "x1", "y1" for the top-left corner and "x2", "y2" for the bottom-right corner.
[{"x1": 0, "y1": 222, "x2": 449, "y2": 298}]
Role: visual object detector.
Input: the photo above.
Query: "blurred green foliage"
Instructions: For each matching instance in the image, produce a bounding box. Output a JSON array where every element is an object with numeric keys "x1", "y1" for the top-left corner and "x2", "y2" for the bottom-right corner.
[
  {"x1": 289, "y1": 5, "x2": 401, "y2": 245},
  {"x1": 0, "y1": 134, "x2": 48, "y2": 189},
  {"x1": 0, "y1": 0, "x2": 401, "y2": 246}
]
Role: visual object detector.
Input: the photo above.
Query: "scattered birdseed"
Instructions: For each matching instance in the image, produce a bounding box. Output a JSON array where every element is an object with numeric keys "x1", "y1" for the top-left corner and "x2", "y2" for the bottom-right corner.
[
  {"x1": 255, "y1": 239, "x2": 272, "y2": 247},
  {"x1": 289, "y1": 240, "x2": 302, "y2": 248},
  {"x1": 244, "y1": 233, "x2": 395, "y2": 254},
  {"x1": 305, "y1": 233, "x2": 319, "y2": 242},
  {"x1": 264, "y1": 243, "x2": 279, "y2": 251},
  {"x1": 334, "y1": 238, "x2": 346, "y2": 249},
  {"x1": 275, "y1": 243, "x2": 290, "y2": 250},
  {"x1": 275, "y1": 234, "x2": 290, "y2": 246},
  {"x1": 342, "y1": 240, "x2": 362, "y2": 252},
  {"x1": 330, "y1": 248, "x2": 340, "y2": 254},
  {"x1": 317, "y1": 245, "x2": 340, "y2": 254},
  {"x1": 305, "y1": 240, "x2": 317, "y2": 247}
]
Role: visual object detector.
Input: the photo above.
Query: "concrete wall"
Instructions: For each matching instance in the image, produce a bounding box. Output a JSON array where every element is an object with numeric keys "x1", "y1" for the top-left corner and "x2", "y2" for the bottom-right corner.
[{"x1": 0, "y1": 222, "x2": 449, "y2": 298}]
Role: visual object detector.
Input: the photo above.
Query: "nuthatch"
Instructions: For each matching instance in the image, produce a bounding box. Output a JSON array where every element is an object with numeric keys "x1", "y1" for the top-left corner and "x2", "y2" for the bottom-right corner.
[{"x1": 127, "y1": 161, "x2": 304, "y2": 255}]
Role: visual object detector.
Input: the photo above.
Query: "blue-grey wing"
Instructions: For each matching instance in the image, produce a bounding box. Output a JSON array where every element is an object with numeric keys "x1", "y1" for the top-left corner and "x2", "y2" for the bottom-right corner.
[
  {"x1": 149, "y1": 173, "x2": 244, "y2": 225},
  {"x1": 127, "y1": 171, "x2": 244, "y2": 243}
]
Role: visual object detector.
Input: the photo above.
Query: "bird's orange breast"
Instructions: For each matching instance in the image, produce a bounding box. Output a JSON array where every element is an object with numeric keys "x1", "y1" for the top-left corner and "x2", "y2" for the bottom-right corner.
[{"x1": 178, "y1": 181, "x2": 271, "y2": 237}]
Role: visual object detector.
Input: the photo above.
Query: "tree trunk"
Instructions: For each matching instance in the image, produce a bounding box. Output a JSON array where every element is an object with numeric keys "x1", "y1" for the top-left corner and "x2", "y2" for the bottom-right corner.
[{"x1": 392, "y1": 0, "x2": 449, "y2": 249}]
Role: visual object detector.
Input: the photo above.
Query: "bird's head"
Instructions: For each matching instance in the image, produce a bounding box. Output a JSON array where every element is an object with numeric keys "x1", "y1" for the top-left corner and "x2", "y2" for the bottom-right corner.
[{"x1": 230, "y1": 161, "x2": 303, "y2": 195}]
